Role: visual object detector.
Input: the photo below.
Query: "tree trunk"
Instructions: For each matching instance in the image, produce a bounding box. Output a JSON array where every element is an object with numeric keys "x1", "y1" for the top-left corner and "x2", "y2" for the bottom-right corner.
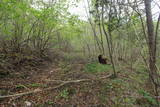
[
  {"x1": 144, "y1": 0, "x2": 159, "y2": 105},
  {"x1": 101, "y1": 4, "x2": 116, "y2": 77}
]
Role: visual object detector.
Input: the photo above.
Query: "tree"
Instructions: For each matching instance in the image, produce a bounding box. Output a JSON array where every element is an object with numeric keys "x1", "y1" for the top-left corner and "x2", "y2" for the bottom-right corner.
[{"x1": 144, "y1": 0, "x2": 159, "y2": 105}]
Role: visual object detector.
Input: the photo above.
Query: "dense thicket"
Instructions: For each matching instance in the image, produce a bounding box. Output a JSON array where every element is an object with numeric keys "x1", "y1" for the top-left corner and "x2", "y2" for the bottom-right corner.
[{"x1": 0, "y1": 0, "x2": 85, "y2": 73}]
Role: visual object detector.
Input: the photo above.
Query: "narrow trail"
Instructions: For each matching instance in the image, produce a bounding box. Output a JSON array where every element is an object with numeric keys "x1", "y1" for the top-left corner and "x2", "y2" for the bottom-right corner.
[{"x1": 0, "y1": 54, "x2": 149, "y2": 106}]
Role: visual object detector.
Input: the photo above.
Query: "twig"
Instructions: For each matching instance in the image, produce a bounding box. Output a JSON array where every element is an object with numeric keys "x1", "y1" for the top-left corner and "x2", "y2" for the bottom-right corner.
[
  {"x1": 45, "y1": 79, "x2": 90, "y2": 83},
  {"x1": 46, "y1": 74, "x2": 112, "y2": 82},
  {"x1": 0, "y1": 79, "x2": 90, "y2": 99},
  {"x1": 0, "y1": 74, "x2": 112, "y2": 99}
]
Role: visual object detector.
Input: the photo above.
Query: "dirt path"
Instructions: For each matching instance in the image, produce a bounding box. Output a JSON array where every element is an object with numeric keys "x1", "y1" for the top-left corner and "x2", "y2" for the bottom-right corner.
[
  {"x1": 0, "y1": 55, "x2": 151, "y2": 107},
  {"x1": 0, "y1": 57, "x2": 96, "y2": 106}
]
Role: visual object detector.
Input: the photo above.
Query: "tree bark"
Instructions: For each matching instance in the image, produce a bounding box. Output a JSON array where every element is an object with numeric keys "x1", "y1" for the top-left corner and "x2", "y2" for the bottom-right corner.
[
  {"x1": 144, "y1": 0, "x2": 159, "y2": 105},
  {"x1": 144, "y1": 0, "x2": 156, "y2": 81},
  {"x1": 101, "y1": 4, "x2": 116, "y2": 77}
]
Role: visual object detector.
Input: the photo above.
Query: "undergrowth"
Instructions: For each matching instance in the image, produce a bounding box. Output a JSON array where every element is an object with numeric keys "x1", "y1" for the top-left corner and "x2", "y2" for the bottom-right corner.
[{"x1": 84, "y1": 62, "x2": 112, "y2": 73}]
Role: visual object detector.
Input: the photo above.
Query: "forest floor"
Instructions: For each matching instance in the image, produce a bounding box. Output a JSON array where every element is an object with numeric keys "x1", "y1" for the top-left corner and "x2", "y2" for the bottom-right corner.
[{"x1": 0, "y1": 51, "x2": 157, "y2": 107}]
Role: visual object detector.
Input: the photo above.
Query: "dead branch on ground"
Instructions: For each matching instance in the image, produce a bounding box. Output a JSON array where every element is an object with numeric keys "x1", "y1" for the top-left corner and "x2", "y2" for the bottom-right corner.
[{"x1": 0, "y1": 74, "x2": 112, "y2": 99}]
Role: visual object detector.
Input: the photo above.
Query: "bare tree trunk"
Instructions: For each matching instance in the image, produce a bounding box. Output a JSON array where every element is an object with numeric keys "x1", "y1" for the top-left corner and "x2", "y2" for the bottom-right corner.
[
  {"x1": 85, "y1": 0, "x2": 102, "y2": 54},
  {"x1": 96, "y1": 5, "x2": 105, "y2": 55},
  {"x1": 56, "y1": 31, "x2": 61, "y2": 49},
  {"x1": 101, "y1": 4, "x2": 116, "y2": 77},
  {"x1": 144, "y1": 0, "x2": 159, "y2": 105},
  {"x1": 98, "y1": 23, "x2": 105, "y2": 55}
]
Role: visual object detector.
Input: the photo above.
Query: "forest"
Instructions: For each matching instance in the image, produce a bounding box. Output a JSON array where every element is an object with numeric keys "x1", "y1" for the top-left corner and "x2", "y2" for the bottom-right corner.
[{"x1": 0, "y1": 0, "x2": 160, "y2": 106}]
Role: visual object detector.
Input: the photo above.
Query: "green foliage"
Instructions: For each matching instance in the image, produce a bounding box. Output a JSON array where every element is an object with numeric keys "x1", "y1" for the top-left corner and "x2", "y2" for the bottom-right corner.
[
  {"x1": 46, "y1": 101, "x2": 55, "y2": 105},
  {"x1": 57, "y1": 88, "x2": 69, "y2": 99},
  {"x1": 138, "y1": 89, "x2": 157, "y2": 105},
  {"x1": 28, "y1": 83, "x2": 46, "y2": 88},
  {"x1": 84, "y1": 62, "x2": 112, "y2": 73},
  {"x1": 15, "y1": 84, "x2": 27, "y2": 89},
  {"x1": 103, "y1": 78, "x2": 125, "y2": 92},
  {"x1": 0, "y1": 0, "x2": 87, "y2": 74}
]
